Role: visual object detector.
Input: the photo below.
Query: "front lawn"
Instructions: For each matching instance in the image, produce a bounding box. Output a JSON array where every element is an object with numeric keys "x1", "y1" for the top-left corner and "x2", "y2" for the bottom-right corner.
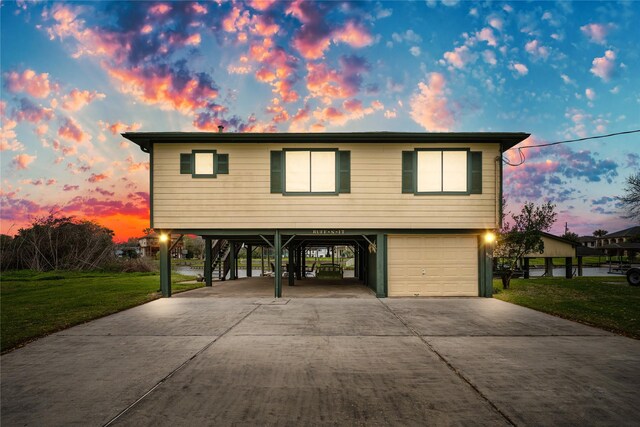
[
  {"x1": 493, "y1": 276, "x2": 640, "y2": 339},
  {"x1": 0, "y1": 270, "x2": 203, "y2": 352}
]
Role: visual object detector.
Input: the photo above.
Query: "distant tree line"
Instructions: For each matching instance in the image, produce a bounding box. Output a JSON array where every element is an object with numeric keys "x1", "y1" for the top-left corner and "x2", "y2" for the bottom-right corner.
[{"x1": 1, "y1": 214, "x2": 115, "y2": 271}]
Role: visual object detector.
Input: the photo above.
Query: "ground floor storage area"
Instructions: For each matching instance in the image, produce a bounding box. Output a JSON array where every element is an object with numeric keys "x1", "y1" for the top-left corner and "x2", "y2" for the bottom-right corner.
[{"x1": 156, "y1": 229, "x2": 493, "y2": 298}]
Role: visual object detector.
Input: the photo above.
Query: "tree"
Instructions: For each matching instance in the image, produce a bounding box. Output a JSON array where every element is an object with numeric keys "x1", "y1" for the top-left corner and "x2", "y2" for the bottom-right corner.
[
  {"x1": 618, "y1": 172, "x2": 640, "y2": 222},
  {"x1": 494, "y1": 201, "x2": 557, "y2": 289},
  {"x1": 593, "y1": 229, "x2": 608, "y2": 237},
  {"x1": 561, "y1": 231, "x2": 580, "y2": 243},
  {"x1": 183, "y1": 235, "x2": 204, "y2": 259}
]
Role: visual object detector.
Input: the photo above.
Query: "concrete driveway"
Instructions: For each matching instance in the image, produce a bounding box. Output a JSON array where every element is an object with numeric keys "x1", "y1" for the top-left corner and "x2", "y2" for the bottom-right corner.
[{"x1": 2, "y1": 291, "x2": 639, "y2": 426}]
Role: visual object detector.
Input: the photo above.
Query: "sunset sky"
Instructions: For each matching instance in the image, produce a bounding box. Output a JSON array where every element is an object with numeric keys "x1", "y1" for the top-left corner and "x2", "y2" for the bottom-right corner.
[{"x1": 1, "y1": 0, "x2": 639, "y2": 242}]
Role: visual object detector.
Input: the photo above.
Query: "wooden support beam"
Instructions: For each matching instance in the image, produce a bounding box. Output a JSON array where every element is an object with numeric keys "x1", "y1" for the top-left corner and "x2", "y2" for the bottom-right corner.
[
  {"x1": 301, "y1": 246, "x2": 306, "y2": 279},
  {"x1": 577, "y1": 256, "x2": 583, "y2": 276},
  {"x1": 295, "y1": 246, "x2": 302, "y2": 280},
  {"x1": 565, "y1": 257, "x2": 572, "y2": 279},
  {"x1": 204, "y1": 237, "x2": 212, "y2": 287},
  {"x1": 545, "y1": 258, "x2": 554, "y2": 277}
]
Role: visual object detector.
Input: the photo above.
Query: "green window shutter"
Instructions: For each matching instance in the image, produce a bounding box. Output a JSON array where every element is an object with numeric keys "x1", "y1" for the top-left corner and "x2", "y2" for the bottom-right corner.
[
  {"x1": 270, "y1": 150, "x2": 283, "y2": 193},
  {"x1": 469, "y1": 151, "x2": 482, "y2": 194},
  {"x1": 180, "y1": 153, "x2": 191, "y2": 174},
  {"x1": 216, "y1": 154, "x2": 229, "y2": 174},
  {"x1": 338, "y1": 151, "x2": 351, "y2": 193},
  {"x1": 402, "y1": 151, "x2": 416, "y2": 193}
]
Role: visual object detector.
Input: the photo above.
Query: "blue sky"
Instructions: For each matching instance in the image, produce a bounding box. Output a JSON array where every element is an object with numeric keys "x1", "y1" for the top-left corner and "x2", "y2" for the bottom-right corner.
[{"x1": 1, "y1": 0, "x2": 639, "y2": 240}]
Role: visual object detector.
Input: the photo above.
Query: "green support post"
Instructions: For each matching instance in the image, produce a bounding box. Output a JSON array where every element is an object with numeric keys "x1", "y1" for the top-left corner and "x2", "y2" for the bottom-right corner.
[
  {"x1": 204, "y1": 237, "x2": 212, "y2": 287},
  {"x1": 354, "y1": 247, "x2": 359, "y2": 279},
  {"x1": 288, "y1": 243, "x2": 295, "y2": 286},
  {"x1": 301, "y1": 246, "x2": 306, "y2": 279},
  {"x1": 274, "y1": 231, "x2": 282, "y2": 298},
  {"x1": 229, "y1": 242, "x2": 236, "y2": 280},
  {"x1": 375, "y1": 234, "x2": 386, "y2": 298},
  {"x1": 246, "y1": 245, "x2": 252, "y2": 277},
  {"x1": 523, "y1": 257, "x2": 530, "y2": 279},
  {"x1": 159, "y1": 234, "x2": 172, "y2": 297},
  {"x1": 295, "y1": 246, "x2": 302, "y2": 280}
]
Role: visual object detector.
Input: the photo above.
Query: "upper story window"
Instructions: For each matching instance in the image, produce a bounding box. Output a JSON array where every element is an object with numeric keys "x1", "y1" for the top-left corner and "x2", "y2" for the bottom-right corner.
[
  {"x1": 179, "y1": 150, "x2": 229, "y2": 178},
  {"x1": 402, "y1": 148, "x2": 482, "y2": 195},
  {"x1": 271, "y1": 149, "x2": 350, "y2": 195}
]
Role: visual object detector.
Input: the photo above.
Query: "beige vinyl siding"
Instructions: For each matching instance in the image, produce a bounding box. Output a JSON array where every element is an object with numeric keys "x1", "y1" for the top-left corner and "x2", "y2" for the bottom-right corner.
[
  {"x1": 525, "y1": 236, "x2": 576, "y2": 258},
  {"x1": 152, "y1": 142, "x2": 500, "y2": 229},
  {"x1": 387, "y1": 235, "x2": 479, "y2": 296}
]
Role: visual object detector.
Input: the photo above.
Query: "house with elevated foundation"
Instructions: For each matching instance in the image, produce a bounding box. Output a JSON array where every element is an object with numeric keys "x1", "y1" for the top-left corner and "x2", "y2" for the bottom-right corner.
[{"x1": 123, "y1": 131, "x2": 529, "y2": 298}]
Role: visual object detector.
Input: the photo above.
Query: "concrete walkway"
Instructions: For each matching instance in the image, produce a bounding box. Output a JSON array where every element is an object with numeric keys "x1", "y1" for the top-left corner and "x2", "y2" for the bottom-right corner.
[{"x1": 2, "y1": 295, "x2": 639, "y2": 426}]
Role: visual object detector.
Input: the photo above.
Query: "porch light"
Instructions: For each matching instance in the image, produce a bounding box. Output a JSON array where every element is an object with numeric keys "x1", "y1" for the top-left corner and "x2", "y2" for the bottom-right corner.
[
  {"x1": 159, "y1": 234, "x2": 169, "y2": 243},
  {"x1": 484, "y1": 232, "x2": 496, "y2": 244}
]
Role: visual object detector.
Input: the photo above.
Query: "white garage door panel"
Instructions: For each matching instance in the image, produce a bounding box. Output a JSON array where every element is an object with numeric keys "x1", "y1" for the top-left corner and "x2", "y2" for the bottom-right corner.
[{"x1": 388, "y1": 235, "x2": 478, "y2": 297}]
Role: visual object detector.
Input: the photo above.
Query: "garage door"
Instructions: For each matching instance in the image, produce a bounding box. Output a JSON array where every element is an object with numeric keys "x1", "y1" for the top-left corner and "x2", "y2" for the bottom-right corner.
[{"x1": 388, "y1": 235, "x2": 478, "y2": 296}]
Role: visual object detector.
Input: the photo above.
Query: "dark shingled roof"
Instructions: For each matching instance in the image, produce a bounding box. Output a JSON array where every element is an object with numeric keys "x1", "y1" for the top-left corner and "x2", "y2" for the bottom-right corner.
[
  {"x1": 602, "y1": 226, "x2": 640, "y2": 239},
  {"x1": 121, "y1": 131, "x2": 531, "y2": 153}
]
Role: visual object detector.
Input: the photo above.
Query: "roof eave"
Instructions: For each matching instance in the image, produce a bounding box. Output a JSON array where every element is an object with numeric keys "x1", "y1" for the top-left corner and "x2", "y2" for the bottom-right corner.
[{"x1": 121, "y1": 131, "x2": 530, "y2": 154}]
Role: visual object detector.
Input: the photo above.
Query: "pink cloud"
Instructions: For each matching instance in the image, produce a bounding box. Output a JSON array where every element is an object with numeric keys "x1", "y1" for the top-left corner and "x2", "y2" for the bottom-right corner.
[
  {"x1": 63, "y1": 184, "x2": 79, "y2": 191},
  {"x1": 306, "y1": 55, "x2": 369, "y2": 103},
  {"x1": 46, "y1": 179, "x2": 56, "y2": 186},
  {"x1": 58, "y1": 117, "x2": 89, "y2": 143},
  {"x1": 106, "y1": 64, "x2": 218, "y2": 114},
  {"x1": 510, "y1": 62, "x2": 529, "y2": 76},
  {"x1": 585, "y1": 88, "x2": 596, "y2": 101},
  {"x1": 590, "y1": 50, "x2": 616, "y2": 81},
  {"x1": 87, "y1": 172, "x2": 110, "y2": 183},
  {"x1": 0, "y1": 118, "x2": 23, "y2": 151},
  {"x1": 580, "y1": 23, "x2": 615, "y2": 45},
  {"x1": 249, "y1": 0, "x2": 277, "y2": 11},
  {"x1": 99, "y1": 120, "x2": 142, "y2": 135},
  {"x1": 13, "y1": 98, "x2": 54, "y2": 123},
  {"x1": 476, "y1": 28, "x2": 497, "y2": 47},
  {"x1": 126, "y1": 155, "x2": 150, "y2": 172},
  {"x1": 524, "y1": 40, "x2": 550, "y2": 60},
  {"x1": 61, "y1": 89, "x2": 106, "y2": 111},
  {"x1": 3, "y1": 69, "x2": 54, "y2": 98},
  {"x1": 442, "y1": 45, "x2": 476, "y2": 69},
  {"x1": 333, "y1": 21, "x2": 374, "y2": 48},
  {"x1": 12, "y1": 153, "x2": 36, "y2": 170},
  {"x1": 409, "y1": 73, "x2": 455, "y2": 132}
]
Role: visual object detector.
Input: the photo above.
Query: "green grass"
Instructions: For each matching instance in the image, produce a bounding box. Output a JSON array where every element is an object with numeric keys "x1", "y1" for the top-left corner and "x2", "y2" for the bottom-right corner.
[
  {"x1": 493, "y1": 276, "x2": 640, "y2": 339},
  {"x1": 0, "y1": 270, "x2": 203, "y2": 352}
]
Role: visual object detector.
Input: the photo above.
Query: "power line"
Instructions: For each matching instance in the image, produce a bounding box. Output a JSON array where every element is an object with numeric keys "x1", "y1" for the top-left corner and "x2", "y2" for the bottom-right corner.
[{"x1": 503, "y1": 129, "x2": 640, "y2": 167}]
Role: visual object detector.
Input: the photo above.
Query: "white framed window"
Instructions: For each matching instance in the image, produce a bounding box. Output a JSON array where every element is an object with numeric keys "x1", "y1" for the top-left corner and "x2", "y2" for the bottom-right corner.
[
  {"x1": 285, "y1": 150, "x2": 336, "y2": 193},
  {"x1": 417, "y1": 150, "x2": 468, "y2": 193}
]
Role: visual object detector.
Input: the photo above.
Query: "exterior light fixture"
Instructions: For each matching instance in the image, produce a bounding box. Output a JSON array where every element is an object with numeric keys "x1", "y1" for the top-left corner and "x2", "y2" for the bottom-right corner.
[
  {"x1": 159, "y1": 234, "x2": 169, "y2": 243},
  {"x1": 484, "y1": 232, "x2": 496, "y2": 244}
]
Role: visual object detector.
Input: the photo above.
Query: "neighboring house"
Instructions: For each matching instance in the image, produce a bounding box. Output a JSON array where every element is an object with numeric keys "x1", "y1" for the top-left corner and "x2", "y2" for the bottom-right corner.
[
  {"x1": 522, "y1": 232, "x2": 578, "y2": 278},
  {"x1": 578, "y1": 236, "x2": 597, "y2": 248},
  {"x1": 123, "y1": 131, "x2": 529, "y2": 297},
  {"x1": 595, "y1": 226, "x2": 640, "y2": 258},
  {"x1": 138, "y1": 232, "x2": 184, "y2": 258}
]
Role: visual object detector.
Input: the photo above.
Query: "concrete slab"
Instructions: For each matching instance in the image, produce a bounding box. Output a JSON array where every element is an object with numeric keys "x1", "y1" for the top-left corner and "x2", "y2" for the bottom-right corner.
[
  {"x1": 427, "y1": 335, "x2": 640, "y2": 426},
  {"x1": 175, "y1": 276, "x2": 375, "y2": 298},
  {"x1": 114, "y1": 336, "x2": 509, "y2": 426},
  {"x1": 230, "y1": 298, "x2": 411, "y2": 336},
  {"x1": 383, "y1": 297, "x2": 610, "y2": 336},
  {"x1": 0, "y1": 334, "x2": 215, "y2": 426},
  {"x1": 61, "y1": 297, "x2": 259, "y2": 336}
]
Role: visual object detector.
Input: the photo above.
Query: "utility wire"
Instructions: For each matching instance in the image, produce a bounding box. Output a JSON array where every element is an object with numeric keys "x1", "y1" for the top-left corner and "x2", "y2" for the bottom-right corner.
[{"x1": 503, "y1": 129, "x2": 640, "y2": 167}]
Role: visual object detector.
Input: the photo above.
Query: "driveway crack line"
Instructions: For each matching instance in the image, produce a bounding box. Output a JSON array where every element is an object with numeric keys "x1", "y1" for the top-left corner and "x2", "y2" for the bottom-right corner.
[
  {"x1": 102, "y1": 304, "x2": 261, "y2": 427},
  {"x1": 378, "y1": 300, "x2": 517, "y2": 427}
]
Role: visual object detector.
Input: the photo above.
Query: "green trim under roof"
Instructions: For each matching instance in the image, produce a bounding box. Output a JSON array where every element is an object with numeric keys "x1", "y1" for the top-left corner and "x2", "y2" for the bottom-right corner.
[{"x1": 122, "y1": 131, "x2": 530, "y2": 153}]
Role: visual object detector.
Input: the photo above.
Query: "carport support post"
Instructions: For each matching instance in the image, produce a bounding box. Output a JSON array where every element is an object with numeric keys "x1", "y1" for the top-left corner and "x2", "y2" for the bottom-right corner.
[
  {"x1": 229, "y1": 242, "x2": 236, "y2": 280},
  {"x1": 288, "y1": 243, "x2": 295, "y2": 286},
  {"x1": 523, "y1": 257, "x2": 530, "y2": 279},
  {"x1": 204, "y1": 237, "x2": 212, "y2": 287},
  {"x1": 565, "y1": 257, "x2": 572, "y2": 279},
  {"x1": 274, "y1": 231, "x2": 282, "y2": 298},
  {"x1": 246, "y1": 245, "x2": 252, "y2": 277},
  {"x1": 301, "y1": 246, "x2": 306, "y2": 278},
  {"x1": 159, "y1": 235, "x2": 171, "y2": 297},
  {"x1": 375, "y1": 234, "x2": 386, "y2": 298}
]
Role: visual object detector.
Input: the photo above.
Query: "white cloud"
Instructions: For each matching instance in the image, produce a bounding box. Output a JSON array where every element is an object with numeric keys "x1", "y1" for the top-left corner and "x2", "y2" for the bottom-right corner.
[
  {"x1": 410, "y1": 46, "x2": 421, "y2": 57},
  {"x1": 590, "y1": 50, "x2": 616, "y2": 81},
  {"x1": 585, "y1": 88, "x2": 596, "y2": 100},
  {"x1": 409, "y1": 72, "x2": 455, "y2": 131},
  {"x1": 509, "y1": 62, "x2": 528, "y2": 76}
]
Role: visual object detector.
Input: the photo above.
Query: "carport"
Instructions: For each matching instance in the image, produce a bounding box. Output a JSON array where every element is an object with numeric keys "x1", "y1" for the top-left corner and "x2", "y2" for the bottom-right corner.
[{"x1": 159, "y1": 231, "x2": 383, "y2": 298}]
